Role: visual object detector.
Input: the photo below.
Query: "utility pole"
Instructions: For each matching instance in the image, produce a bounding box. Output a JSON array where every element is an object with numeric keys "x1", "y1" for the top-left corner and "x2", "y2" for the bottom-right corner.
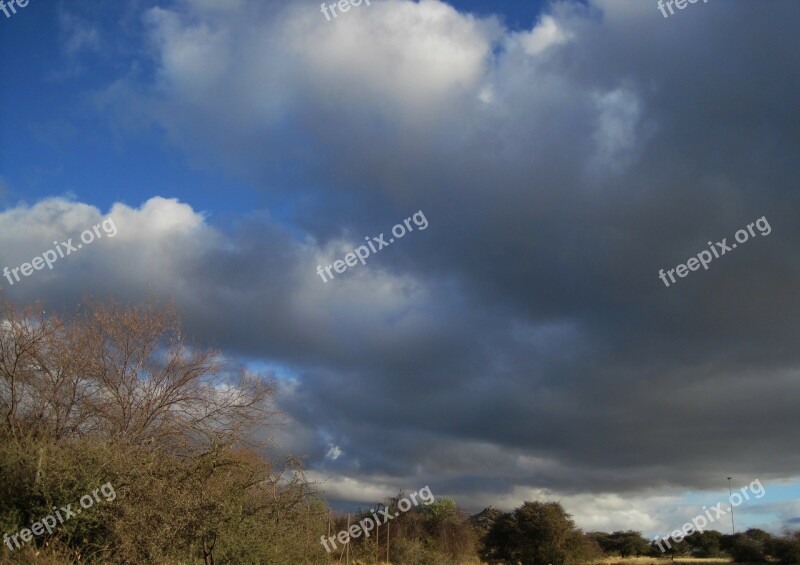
[{"x1": 727, "y1": 477, "x2": 736, "y2": 534}]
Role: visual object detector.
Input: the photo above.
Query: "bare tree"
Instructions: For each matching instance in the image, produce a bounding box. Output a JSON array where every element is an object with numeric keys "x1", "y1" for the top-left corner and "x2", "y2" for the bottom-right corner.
[
  {"x1": 0, "y1": 300, "x2": 60, "y2": 440},
  {"x1": 0, "y1": 295, "x2": 276, "y2": 453}
]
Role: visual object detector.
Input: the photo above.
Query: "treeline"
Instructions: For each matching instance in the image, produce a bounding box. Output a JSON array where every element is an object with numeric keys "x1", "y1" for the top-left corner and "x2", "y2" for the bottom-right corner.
[
  {"x1": 328, "y1": 498, "x2": 800, "y2": 565},
  {"x1": 324, "y1": 494, "x2": 479, "y2": 563},
  {"x1": 1, "y1": 296, "x2": 798, "y2": 564},
  {"x1": 587, "y1": 528, "x2": 800, "y2": 564}
]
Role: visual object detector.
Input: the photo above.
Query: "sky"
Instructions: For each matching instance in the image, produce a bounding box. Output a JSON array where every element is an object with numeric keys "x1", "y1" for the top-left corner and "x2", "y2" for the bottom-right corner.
[{"x1": 1, "y1": 0, "x2": 799, "y2": 540}]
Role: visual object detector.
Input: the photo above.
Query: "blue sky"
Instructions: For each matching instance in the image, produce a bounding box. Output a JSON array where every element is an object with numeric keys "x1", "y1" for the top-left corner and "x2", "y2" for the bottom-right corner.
[
  {"x1": 0, "y1": 0, "x2": 550, "y2": 215},
  {"x1": 1, "y1": 0, "x2": 799, "y2": 537}
]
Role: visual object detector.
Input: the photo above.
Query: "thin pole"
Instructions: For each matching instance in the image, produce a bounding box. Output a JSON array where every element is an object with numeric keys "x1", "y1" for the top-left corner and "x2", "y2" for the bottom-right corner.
[
  {"x1": 727, "y1": 477, "x2": 736, "y2": 534},
  {"x1": 346, "y1": 514, "x2": 351, "y2": 565},
  {"x1": 386, "y1": 521, "x2": 389, "y2": 563}
]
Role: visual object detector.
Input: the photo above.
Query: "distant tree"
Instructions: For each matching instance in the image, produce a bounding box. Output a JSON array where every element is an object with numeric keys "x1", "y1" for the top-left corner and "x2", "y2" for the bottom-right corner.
[
  {"x1": 730, "y1": 537, "x2": 767, "y2": 563},
  {"x1": 481, "y1": 511, "x2": 517, "y2": 563},
  {"x1": 587, "y1": 531, "x2": 613, "y2": 554},
  {"x1": 722, "y1": 528, "x2": 777, "y2": 563},
  {"x1": 729, "y1": 533, "x2": 769, "y2": 563},
  {"x1": 345, "y1": 492, "x2": 478, "y2": 564},
  {"x1": 686, "y1": 529, "x2": 723, "y2": 557},
  {"x1": 482, "y1": 501, "x2": 598, "y2": 565},
  {"x1": 581, "y1": 534, "x2": 605, "y2": 562},
  {"x1": 514, "y1": 501, "x2": 578, "y2": 564},
  {"x1": 744, "y1": 527, "x2": 775, "y2": 545},
  {"x1": 652, "y1": 535, "x2": 690, "y2": 558},
  {"x1": 605, "y1": 530, "x2": 650, "y2": 557},
  {"x1": 419, "y1": 496, "x2": 477, "y2": 564},
  {"x1": 421, "y1": 496, "x2": 459, "y2": 523},
  {"x1": 766, "y1": 531, "x2": 800, "y2": 565},
  {"x1": 720, "y1": 532, "x2": 736, "y2": 553}
]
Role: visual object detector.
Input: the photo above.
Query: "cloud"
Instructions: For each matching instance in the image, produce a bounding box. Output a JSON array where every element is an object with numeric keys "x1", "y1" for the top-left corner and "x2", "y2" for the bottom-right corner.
[
  {"x1": 60, "y1": 12, "x2": 102, "y2": 58},
  {"x1": 515, "y1": 14, "x2": 573, "y2": 56},
  {"x1": 12, "y1": 0, "x2": 800, "y2": 532}
]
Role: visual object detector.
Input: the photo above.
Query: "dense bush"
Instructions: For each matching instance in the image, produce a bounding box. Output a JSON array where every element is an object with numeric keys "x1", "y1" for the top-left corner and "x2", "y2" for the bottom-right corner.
[
  {"x1": 730, "y1": 536, "x2": 768, "y2": 563},
  {"x1": 588, "y1": 530, "x2": 650, "y2": 557},
  {"x1": 481, "y1": 501, "x2": 601, "y2": 565},
  {"x1": 767, "y1": 533, "x2": 800, "y2": 565},
  {"x1": 331, "y1": 494, "x2": 478, "y2": 564}
]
